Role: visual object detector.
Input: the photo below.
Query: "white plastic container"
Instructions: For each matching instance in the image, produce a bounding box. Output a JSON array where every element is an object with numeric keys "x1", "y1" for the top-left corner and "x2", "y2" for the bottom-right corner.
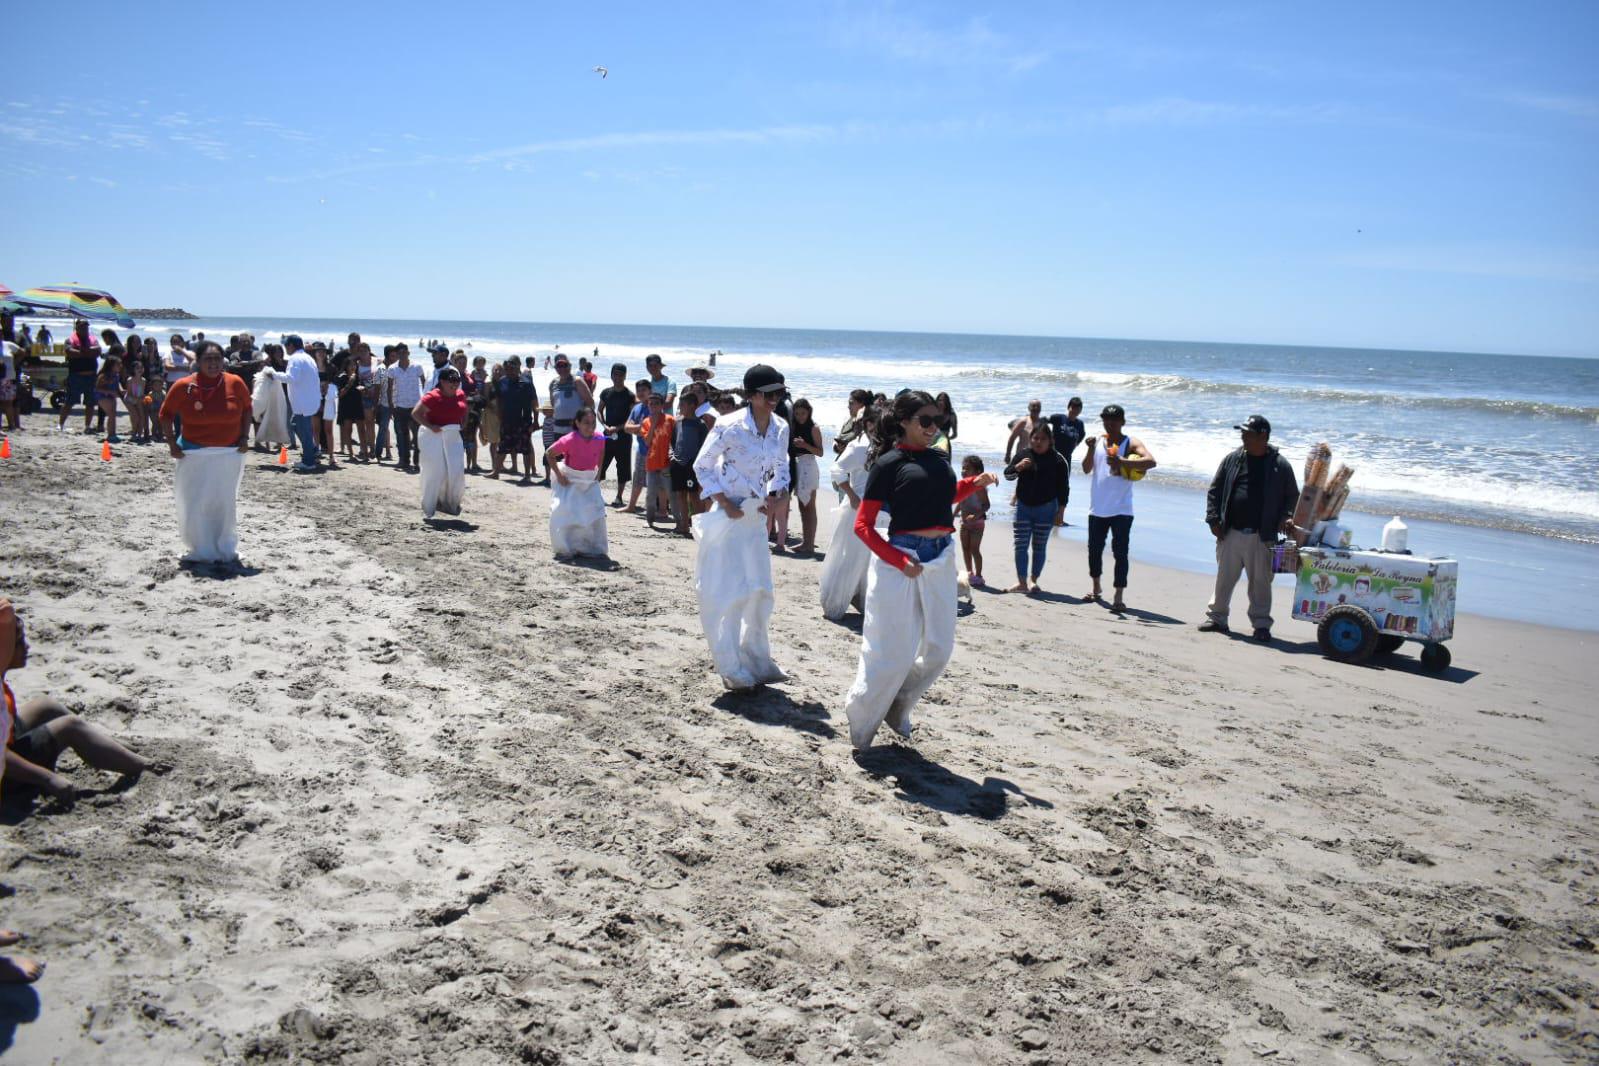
[{"x1": 1382, "y1": 515, "x2": 1409, "y2": 554}]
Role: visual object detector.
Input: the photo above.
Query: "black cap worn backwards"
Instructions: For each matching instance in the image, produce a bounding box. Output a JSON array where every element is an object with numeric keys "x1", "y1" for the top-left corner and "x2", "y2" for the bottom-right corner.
[
  {"x1": 743, "y1": 364, "x2": 785, "y2": 393},
  {"x1": 1234, "y1": 414, "x2": 1271, "y2": 434},
  {"x1": 1100, "y1": 403, "x2": 1125, "y2": 420}
]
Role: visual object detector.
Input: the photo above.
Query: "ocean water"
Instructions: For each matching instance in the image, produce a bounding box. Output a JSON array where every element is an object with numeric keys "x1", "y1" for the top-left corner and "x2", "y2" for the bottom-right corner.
[
  {"x1": 121, "y1": 314, "x2": 1599, "y2": 543},
  {"x1": 80, "y1": 314, "x2": 1599, "y2": 629}
]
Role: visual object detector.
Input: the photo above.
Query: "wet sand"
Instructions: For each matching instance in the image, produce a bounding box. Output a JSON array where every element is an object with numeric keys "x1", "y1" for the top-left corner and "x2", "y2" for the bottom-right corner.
[{"x1": 0, "y1": 427, "x2": 1595, "y2": 1063}]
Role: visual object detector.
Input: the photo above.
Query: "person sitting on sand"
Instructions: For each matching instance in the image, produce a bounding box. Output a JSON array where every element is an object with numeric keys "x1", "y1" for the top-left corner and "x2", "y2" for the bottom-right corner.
[
  {"x1": 0, "y1": 599, "x2": 43, "y2": 985},
  {"x1": 2, "y1": 598, "x2": 160, "y2": 807}
]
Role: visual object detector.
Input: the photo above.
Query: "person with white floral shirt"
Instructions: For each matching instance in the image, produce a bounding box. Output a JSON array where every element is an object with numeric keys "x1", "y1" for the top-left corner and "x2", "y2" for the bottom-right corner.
[{"x1": 691, "y1": 364, "x2": 791, "y2": 691}]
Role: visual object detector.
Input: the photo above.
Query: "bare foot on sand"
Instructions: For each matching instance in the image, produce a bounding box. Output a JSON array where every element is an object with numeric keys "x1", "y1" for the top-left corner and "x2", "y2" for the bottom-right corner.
[
  {"x1": 1007, "y1": 582, "x2": 1028, "y2": 593},
  {"x1": 0, "y1": 930, "x2": 22, "y2": 947},
  {"x1": 0, "y1": 955, "x2": 43, "y2": 983}
]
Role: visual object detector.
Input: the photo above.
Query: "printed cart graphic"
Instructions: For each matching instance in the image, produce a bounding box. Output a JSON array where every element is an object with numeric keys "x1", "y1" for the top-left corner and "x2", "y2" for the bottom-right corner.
[{"x1": 1293, "y1": 548, "x2": 1457, "y2": 642}]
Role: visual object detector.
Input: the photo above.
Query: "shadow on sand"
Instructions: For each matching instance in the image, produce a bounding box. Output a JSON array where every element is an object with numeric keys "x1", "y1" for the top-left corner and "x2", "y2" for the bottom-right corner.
[
  {"x1": 712, "y1": 687, "x2": 836, "y2": 738},
  {"x1": 424, "y1": 518, "x2": 479, "y2": 533},
  {"x1": 0, "y1": 983, "x2": 41, "y2": 1054},
  {"x1": 179, "y1": 559, "x2": 263, "y2": 581},
  {"x1": 853, "y1": 746, "x2": 1054, "y2": 820},
  {"x1": 1265, "y1": 636, "x2": 1479, "y2": 683}
]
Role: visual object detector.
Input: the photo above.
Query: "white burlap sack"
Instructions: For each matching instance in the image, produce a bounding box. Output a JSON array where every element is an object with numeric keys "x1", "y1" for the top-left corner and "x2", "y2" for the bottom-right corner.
[
  {"x1": 418, "y1": 424, "x2": 466, "y2": 518},
  {"x1": 550, "y1": 465, "x2": 608, "y2": 556},
  {"x1": 842, "y1": 542, "x2": 959, "y2": 751},
  {"x1": 692, "y1": 504, "x2": 783, "y2": 690},
  {"x1": 173, "y1": 446, "x2": 247, "y2": 562},
  {"x1": 818, "y1": 501, "x2": 888, "y2": 620}
]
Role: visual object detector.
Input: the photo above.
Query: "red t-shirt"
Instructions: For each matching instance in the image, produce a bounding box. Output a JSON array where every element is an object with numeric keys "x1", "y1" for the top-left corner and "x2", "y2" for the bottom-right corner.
[
  {"x1": 418, "y1": 388, "x2": 467, "y2": 426},
  {"x1": 157, "y1": 372, "x2": 253, "y2": 447},
  {"x1": 641, "y1": 415, "x2": 675, "y2": 472}
]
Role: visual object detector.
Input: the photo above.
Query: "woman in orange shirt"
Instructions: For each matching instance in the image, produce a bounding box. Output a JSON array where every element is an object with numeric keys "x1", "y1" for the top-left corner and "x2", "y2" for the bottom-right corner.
[{"x1": 157, "y1": 344, "x2": 254, "y2": 564}]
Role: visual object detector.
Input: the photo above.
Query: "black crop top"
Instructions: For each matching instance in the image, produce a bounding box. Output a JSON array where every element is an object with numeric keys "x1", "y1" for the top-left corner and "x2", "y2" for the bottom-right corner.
[{"x1": 863, "y1": 446, "x2": 958, "y2": 533}]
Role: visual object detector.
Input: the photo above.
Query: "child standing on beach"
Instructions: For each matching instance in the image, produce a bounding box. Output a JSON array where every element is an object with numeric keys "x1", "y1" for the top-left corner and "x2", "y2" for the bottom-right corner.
[
  {"x1": 639, "y1": 393, "x2": 675, "y2": 529},
  {"x1": 957, "y1": 455, "x2": 990, "y2": 588},
  {"x1": 546, "y1": 406, "x2": 611, "y2": 560},
  {"x1": 123, "y1": 358, "x2": 148, "y2": 443},
  {"x1": 94, "y1": 355, "x2": 123, "y2": 443},
  {"x1": 623, "y1": 379, "x2": 652, "y2": 514},
  {"x1": 670, "y1": 392, "x2": 709, "y2": 536}
]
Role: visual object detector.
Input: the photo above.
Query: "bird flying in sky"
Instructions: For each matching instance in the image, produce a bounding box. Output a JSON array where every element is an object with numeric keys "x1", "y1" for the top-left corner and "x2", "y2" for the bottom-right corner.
[{"x1": 593, "y1": 66, "x2": 608, "y2": 79}]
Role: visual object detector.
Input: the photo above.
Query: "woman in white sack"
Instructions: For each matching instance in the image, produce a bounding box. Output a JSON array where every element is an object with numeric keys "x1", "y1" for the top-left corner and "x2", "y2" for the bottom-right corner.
[
  {"x1": 412, "y1": 366, "x2": 467, "y2": 520},
  {"x1": 692, "y1": 364, "x2": 791, "y2": 691},
  {"x1": 545, "y1": 405, "x2": 610, "y2": 561},
  {"x1": 843, "y1": 390, "x2": 998, "y2": 751},
  {"x1": 157, "y1": 343, "x2": 254, "y2": 564},
  {"x1": 819, "y1": 401, "x2": 882, "y2": 620},
  {"x1": 250, "y1": 345, "x2": 293, "y2": 451}
]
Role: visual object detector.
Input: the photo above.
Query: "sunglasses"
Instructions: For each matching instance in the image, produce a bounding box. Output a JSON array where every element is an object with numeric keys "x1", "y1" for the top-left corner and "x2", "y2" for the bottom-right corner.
[{"x1": 915, "y1": 413, "x2": 948, "y2": 429}]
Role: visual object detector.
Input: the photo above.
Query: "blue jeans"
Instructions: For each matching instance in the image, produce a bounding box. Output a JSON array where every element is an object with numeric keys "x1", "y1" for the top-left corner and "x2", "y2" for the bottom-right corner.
[
  {"x1": 1088, "y1": 514, "x2": 1134, "y2": 588},
  {"x1": 374, "y1": 406, "x2": 390, "y2": 453},
  {"x1": 290, "y1": 413, "x2": 319, "y2": 467},
  {"x1": 1013, "y1": 501, "x2": 1056, "y2": 582},
  {"x1": 889, "y1": 532, "x2": 952, "y2": 564}
]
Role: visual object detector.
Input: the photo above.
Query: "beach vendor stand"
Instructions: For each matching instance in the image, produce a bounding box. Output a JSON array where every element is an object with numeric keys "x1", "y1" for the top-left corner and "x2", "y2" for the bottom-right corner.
[
  {"x1": 1280, "y1": 441, "x2": 1458, "y2": 671},
  {"x1": 1293, "y1": 546, "x2": 1458, "y2": 671}
]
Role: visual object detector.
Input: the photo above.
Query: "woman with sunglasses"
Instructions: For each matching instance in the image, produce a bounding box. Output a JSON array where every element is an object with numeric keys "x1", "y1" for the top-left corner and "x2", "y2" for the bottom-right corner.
[
  {"x1": 412, "y1": 366, "x2": 468, "y2": 519},
  {"x1": 842, "y1": 390, "x2": 998, "y2": 751},
  {"x1": 691, "y1": 364, "x2": 792, "y2": 691},
  {"x1": 158, "y1": 342, "x2": 254, "y2": 563}
]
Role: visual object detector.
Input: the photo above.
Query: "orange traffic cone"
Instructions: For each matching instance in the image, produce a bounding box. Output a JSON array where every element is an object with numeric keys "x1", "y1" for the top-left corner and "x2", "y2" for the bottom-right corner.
[
  {"x1": 277, "y1": 445, "x2": 289, "y2": 466},
  {"x1": 0, "y1": 438, "x2": 10, "y2": 460},
  {"x1": 101, "y1": 440, "x2": 113, "y2": 462}
]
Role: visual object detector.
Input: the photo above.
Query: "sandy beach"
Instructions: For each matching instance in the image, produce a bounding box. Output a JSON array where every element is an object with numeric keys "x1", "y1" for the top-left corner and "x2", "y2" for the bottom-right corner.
[{"x1": 0, "y1": 428, "x2": 1595, "y2": 1064}]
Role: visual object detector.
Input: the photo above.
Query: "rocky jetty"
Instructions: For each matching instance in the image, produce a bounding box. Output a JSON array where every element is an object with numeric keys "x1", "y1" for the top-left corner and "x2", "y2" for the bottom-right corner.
[{"x1": 126, "y1": 308, "x2": 200, "y2": 320}]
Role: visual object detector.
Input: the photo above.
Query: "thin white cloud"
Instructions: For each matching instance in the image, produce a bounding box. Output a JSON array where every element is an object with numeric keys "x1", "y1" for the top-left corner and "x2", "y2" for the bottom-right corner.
[
  {"x1": 242, "y1": 118, "x2": 317, "y2": 142},
  {"x1": 831, "y1": 4, "x2": 1048, "y2": 74},
  {"x1": 1092, "y1": 97, "x2": 1350, "y2": 125},
  {"x1": 1491, "y1": 91, "x2": 1599, "y2": 120},
  {"x1": 1334, "y1": 244, "x2": 1599, "y2": 285},
  {"x1": 464, "y1": 124, "x2": 835, "y2": 165}
]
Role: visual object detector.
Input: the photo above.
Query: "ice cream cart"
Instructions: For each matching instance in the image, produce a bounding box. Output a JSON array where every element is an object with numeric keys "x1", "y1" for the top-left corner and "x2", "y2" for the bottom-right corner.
[{"x1": 1292, "y1": 546, "x2": 1458, "y2": 671}]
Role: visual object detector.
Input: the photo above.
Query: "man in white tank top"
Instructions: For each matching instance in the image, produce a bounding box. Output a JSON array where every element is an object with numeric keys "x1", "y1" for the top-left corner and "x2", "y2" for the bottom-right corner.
[{"x1": 1081, "y1": 404, "x2": 1156, "y2": 611}]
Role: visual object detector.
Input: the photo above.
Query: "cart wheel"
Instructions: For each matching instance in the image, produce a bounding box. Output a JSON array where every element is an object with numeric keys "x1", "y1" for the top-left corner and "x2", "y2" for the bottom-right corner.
[
  {"x1": 1375, "y1": 634, "x2": 1406, "y2": 656},
  {"x1": 49, "y1": 390, "x2": 66, "y2": 411},
  {"x1": 1318, "y1": 605, "x2": 1379, "y2": 663},
  {"x1": 1420, "y1": 643, "x2": 1452, "y2": 673}
]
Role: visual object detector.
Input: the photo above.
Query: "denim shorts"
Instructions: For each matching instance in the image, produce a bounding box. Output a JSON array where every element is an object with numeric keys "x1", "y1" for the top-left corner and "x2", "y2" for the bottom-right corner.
[{"x1": 889, "y1": 532, "x2": 952, "y2": 563}]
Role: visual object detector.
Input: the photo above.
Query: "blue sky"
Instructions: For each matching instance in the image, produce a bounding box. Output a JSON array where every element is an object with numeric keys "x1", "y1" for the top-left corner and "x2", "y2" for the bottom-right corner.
[{"x1": 4, "y1": 1, "x2": 1596, "y2": 356}]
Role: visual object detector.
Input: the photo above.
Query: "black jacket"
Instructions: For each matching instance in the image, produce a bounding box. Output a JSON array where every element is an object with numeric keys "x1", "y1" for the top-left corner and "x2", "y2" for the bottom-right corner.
[
  {"x1": 1206, "y1": 445, "x2": 1299, "y2": 541},
  {"x1": 1004, "y1": 447, "x2": 1070, "y2": 508}
]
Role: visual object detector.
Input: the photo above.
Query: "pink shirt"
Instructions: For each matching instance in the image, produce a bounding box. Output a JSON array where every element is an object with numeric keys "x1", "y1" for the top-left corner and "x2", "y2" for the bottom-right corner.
[{"x1": 551, "y1": 430, "x2": 605, "y2": 471}]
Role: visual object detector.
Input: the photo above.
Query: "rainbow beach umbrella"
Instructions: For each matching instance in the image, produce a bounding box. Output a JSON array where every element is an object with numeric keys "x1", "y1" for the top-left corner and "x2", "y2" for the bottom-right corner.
[
  {"x1": 0, "y1": 284, "x2": 21, "y2": 313},
  {"x1": 12, "y1": 283, "x2": 135, "y2": 328}
]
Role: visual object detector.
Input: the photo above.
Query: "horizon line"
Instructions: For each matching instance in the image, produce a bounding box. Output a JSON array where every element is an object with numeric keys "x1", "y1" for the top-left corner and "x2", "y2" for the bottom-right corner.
[{"x1": 85, "y1": 310, "x2": 1598, "y2": 364}]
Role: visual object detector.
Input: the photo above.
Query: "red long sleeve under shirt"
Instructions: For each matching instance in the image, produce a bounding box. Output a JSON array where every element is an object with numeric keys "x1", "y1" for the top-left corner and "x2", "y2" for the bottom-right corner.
[{"x1": 854, "y1": 451, "x2": 982, "y2": 572}]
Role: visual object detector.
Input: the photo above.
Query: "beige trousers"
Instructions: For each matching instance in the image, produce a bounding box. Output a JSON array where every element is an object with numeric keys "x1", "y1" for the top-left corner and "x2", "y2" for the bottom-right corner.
[{"x1": 1206, "y1": 528, "x2": 1275, "y2": 631}]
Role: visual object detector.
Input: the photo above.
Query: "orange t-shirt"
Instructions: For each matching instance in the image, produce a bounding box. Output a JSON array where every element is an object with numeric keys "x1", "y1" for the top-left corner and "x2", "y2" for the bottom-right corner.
[
  {"x1": 642, "y1": 415, "x2": 675, "y2": 472},
  {"x1": 158, "y1": 372, "x2": 253, "y2": 447}
]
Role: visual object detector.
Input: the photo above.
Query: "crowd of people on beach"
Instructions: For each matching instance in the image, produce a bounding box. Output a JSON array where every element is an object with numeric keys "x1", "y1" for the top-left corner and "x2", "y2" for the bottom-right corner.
[{"x1": 0, "y1": 317, "x2": 1304, "y2": 982}]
